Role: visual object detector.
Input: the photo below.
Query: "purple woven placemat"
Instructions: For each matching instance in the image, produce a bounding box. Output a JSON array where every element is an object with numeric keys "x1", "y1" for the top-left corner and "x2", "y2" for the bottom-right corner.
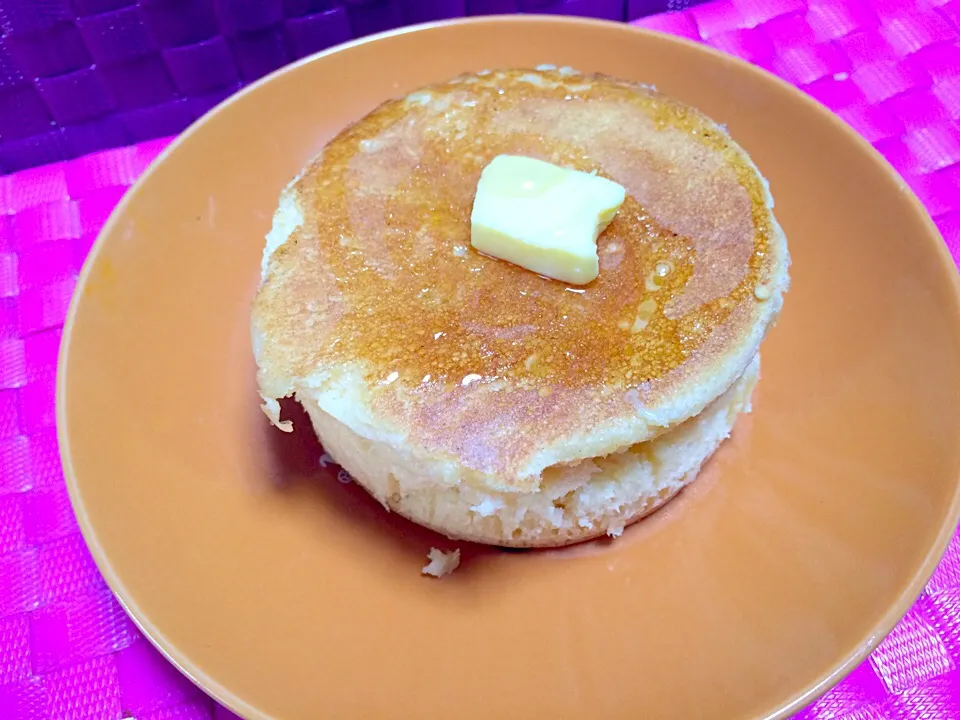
[
  {"x1": 0, "y1": 0, "x2": 709, "y2": 175},
  {"x1": 1, "y1": 0, "x2": 960, "y2": 718}
]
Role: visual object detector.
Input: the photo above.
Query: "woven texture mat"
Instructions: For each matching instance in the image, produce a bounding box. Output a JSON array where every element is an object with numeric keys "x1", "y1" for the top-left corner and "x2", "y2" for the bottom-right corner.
[
  {"x1": 2, "y1": 0, "x2": 960, "y2": 718},
  {"x1": 0, "y1": 0, "x2": 703, "y2": 175}
]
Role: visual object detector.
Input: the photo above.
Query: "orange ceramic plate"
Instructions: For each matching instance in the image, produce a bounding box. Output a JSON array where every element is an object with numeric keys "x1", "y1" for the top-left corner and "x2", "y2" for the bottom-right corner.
[{"x1": 58, "y1": 17, "x2": 960, "y2": 720}]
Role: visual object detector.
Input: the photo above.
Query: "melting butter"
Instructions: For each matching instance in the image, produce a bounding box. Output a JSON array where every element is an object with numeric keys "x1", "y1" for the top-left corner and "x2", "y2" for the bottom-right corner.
[{"x1": 469, "y1": 155, "x2": 625, "y2": 285}]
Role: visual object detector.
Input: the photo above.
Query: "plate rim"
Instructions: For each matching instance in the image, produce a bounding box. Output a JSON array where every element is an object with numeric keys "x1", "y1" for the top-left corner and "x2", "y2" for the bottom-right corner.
[{"x1": 56, "y1": 14, "x2": 960, "y2": 720}]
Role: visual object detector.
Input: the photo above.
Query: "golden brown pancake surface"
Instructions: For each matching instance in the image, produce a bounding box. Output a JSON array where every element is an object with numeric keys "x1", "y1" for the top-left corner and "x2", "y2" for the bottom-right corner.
[{"x1": 253, "y1": 68, "x2": 788, "y2": 486}]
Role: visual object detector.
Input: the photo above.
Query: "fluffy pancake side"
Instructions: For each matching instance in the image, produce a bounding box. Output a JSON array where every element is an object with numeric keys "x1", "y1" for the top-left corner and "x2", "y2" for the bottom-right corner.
[
  {"x1": 252, "y1": 68, "x2": 789, "y2": 498},
  {"x1": 306, "y1": 354, "x2": 759, "y2": 546}
]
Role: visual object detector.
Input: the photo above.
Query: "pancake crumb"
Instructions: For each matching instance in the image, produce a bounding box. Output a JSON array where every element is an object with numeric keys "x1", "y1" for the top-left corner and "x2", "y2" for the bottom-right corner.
[{"x1": 422, "y1": 547, "x2": 461, "y2": 577}]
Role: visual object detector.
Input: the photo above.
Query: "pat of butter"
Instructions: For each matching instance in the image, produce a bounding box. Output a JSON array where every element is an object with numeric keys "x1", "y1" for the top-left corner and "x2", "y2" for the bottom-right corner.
[{"x1": 470, "y1": 155, "x2": 625, "y2": 285}]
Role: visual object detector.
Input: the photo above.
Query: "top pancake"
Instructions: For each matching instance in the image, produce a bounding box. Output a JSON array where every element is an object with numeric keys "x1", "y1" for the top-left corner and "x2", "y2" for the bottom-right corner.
[{"x1": 252, "y1": 67, "x2": 789, "y2": 491}]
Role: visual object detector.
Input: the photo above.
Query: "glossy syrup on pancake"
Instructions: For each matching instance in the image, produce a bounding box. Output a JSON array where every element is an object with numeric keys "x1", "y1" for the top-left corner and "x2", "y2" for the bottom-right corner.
[{"x1": 254, "y1": 68, "x2": 788, "y2": 483}]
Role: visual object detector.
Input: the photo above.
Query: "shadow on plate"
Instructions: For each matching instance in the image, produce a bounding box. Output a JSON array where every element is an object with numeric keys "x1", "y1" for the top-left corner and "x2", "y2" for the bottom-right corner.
[
  {"x1": 253, "y1": 393, "x2": 753, "y2": 576},
  {"x1": 257, "y1": 397, "x2": 504, "y2": 578}
]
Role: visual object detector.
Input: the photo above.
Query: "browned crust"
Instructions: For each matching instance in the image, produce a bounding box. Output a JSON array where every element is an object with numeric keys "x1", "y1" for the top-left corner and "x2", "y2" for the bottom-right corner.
[{"x1": 252, "y1": 68, "x2": 789, "y2": 487}]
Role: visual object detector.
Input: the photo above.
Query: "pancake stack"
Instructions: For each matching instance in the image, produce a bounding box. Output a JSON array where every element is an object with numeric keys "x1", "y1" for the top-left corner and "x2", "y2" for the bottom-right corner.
[{"x1": 251, "y1": 67, "x2": 790, "y2": 547}]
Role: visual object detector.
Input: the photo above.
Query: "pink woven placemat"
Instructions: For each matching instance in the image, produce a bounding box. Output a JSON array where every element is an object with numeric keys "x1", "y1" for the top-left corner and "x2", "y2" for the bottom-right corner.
[{"x1": 2, "y1": 0, "x2": 960, "y2": 718}]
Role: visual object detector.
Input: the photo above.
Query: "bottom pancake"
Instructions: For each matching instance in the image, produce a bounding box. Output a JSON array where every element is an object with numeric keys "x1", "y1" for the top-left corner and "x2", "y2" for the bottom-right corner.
[{"x1": 302, "y1": 354, "x2": 760, "y2": 548}]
